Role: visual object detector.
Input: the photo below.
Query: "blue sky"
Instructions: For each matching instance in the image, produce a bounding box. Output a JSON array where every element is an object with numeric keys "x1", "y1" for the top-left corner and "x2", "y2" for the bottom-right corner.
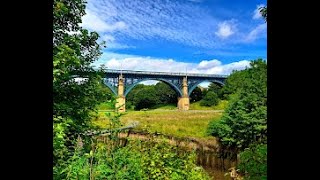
[{"x1": 81, "y1": 0, "x2": 266, "y2": 76}]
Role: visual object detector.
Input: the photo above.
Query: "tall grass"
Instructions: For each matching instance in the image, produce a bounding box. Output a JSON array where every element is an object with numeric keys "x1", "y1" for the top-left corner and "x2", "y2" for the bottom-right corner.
[
  {"x1": 190, "y1": 100, "x2": 228, "y2": 110},
  {"x1": 92, "y1": 110, "x2": 223, "y2": 139}
]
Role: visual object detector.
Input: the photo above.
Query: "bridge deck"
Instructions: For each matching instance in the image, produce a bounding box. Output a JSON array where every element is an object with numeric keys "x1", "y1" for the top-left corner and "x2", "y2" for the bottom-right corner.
[{"x1": 105, "y1": 69, "x2": 228, "y2": 78}]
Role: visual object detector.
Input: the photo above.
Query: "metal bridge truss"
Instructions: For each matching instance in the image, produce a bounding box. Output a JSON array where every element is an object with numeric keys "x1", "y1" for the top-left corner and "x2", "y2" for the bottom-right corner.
[{"x1": 103, "y1": 69, "x2": 227, "y2": 97}]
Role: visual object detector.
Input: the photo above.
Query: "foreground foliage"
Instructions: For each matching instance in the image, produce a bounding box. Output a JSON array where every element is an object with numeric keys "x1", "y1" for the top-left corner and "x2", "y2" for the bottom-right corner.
[
  {"x1": 200, "y1": 91, "x2": 219, "y2": 107},
  {"x1": 207, "y1": 59, "x2": 267, "y2": 179},
  {"x1": 55, "y1": 109, "x2": 210, "y2": 180},
  {"x1": 238, "y1": 144, "x2": 267, "y2": 180},
  {"x1": 207, "y1": 59, "x2": 267, "y2": 150},
  {"x1": 54, "y1": 138, "x2": 209, "y2": 180}
]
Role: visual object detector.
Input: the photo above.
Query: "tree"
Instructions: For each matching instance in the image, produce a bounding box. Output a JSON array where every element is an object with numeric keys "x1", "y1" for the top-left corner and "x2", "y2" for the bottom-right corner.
[
  {"x1": 219, "y1": 69, "x2": 248, "y2": 99},
  {"x1": 133, "y1": 87, "x2": 159, "y2": 110},
  {"x1": 207, "y1": 59, "x2": 267, "y2": 151},
  {"x1": 200, "y1": 91, "x2": 219, "y2": 106},
  {"x1": 53, "y1": 0, "x2": 108, "y2": 170},
  {"x1": 154, "y1": 82, "x2": 178, "y2": 104},
  {"x1": 53, "y1": 0, "x2": 107, "y2": 126},
  {"x1": 190, "y1": 86, "x2": 203, "y2": 102},
  {"x1": 207, "y1": 83, "x2": 224, "y2": 99},
  {"x1": 126, "y1": 84, "x2": 146, "y2": 105},
  {"x1": 259, "y1": 6, "x2": 267, "y2": 22}
]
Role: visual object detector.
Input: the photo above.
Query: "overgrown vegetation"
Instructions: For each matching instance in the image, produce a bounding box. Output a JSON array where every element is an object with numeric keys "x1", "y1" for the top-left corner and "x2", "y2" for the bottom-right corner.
[
  {"x1": 55, "y1": 109, "x2": 210, "y2": 180},
  {"x1": 207, "y1": 59, "x2": 267, "y2": 179},
  {"x1": 200, "y1": 91, "x2": 219, "y2": 107},
  {"x1": 238, "y1": 144, "x2": 267, "y2": 179},
  {"x1": 207, "y1": 60, "x2": 267, "y2": 149},
  {"x1": 53, "y1": 0, "x2": 110, "y2": 173},
  {"x1": 189, "y1": 100, "x2": 228, "y2": 110}
]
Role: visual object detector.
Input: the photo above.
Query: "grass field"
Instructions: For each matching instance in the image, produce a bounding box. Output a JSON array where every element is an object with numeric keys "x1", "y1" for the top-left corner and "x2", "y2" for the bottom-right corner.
[
  {"x1": 189, "y1": 100, "x2": 228, "y2": 110},
  {"x1": 92, "y1": 109, "x2": 223, "y2": 139},
  {"x1": 98, "y1": 100, "x2": 229, "y2": 111}
]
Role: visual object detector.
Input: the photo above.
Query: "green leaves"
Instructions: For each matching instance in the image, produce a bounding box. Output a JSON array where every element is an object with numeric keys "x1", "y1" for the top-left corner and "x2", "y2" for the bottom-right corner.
[
  {"x1": 200, "y1": 91, "x2": 219, "y2": 106},
  {"x1": 53, "y1": 0, "x2": 110, "y2": 177},
  {"x1": 238, "y1": 144, "x2": 267, "y2": 179},
  {"x1": 207, "y1": 59, "x2": 267, "y2": 150},
  {"x1": 55, "y1": 137, "x2": 209, "y2": 180},
  {"x1": 259, "y1": 6, "x2": 267, "y2": 22}
]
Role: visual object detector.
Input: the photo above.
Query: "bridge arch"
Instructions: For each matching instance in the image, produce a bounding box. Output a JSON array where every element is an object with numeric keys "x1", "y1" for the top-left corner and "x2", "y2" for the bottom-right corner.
[
  {"x1": 103, "y1": 79, "x2": 118, "y2": 96},
  {"x1": 124, "y1": 78, "x2": 183, "y2": 97},
  {"x1": 188, "y1": 79, "x2": 224, "y2": 96}
]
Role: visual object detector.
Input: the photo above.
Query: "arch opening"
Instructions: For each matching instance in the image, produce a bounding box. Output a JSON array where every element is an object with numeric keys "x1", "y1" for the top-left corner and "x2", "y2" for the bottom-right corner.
[
  {"x1": 125, "y1": 79, "x2": 182, "y2": 111},
  {"x1": 188, "y1": 80, "x2": 224, "y2": 96},
  {"x1": 124, "y1": 78, "x2": 182, "y2": 97},
  {"x1": 103, "y1": 80, "x2": 118, "y2": 96}
]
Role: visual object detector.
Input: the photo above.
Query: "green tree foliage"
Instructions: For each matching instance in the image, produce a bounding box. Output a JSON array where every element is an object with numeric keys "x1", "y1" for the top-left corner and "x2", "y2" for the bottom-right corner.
[
  {"x1": 238, "y1": 144, "x2": 267, "y2": 179},
  {"x1": 259, "y1": 6, "x2": 267, "y2": 22},
  {"x1": 207, "y1": 83, "x2": 224, "y2": 99},
  {"x1": 134, "y1": 86, "x2": 160, "y2": 110},
  {"x1": 190, "y1": 86, "x2": 203, "y2": 102},
  {"x1": 126, "y1": 84, "x2": 145, "y2": 102},
  {"x1": 53, "y1": 0, "x2": 107, "y2": 125},
  {"x1": 200, "y1": 91, "x2": 219, "y2": 107},
  {"x1": 155, "y1": 82, "x2": 178, "y2": 104},
  {"x1": 219, "y1": 70, "x2": 248, "y2": 100},
  {"x1": 126, "y1": 82, "x2": 178, "y2": 110},
  {"x1": 53, "y1": 0, "x2": 110, "y2": 173},
  {"x1": 126, "y1": 84, "x2": 145, "y2": 109},
  {"x1": 207, "y1": 59, "x2": 267, "y2": 150}
]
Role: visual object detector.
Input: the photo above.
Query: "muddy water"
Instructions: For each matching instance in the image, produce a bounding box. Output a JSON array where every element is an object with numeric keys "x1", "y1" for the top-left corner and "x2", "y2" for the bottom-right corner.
[{"x1": 98, "y1": 132, "x2": 237, "y2": 180}]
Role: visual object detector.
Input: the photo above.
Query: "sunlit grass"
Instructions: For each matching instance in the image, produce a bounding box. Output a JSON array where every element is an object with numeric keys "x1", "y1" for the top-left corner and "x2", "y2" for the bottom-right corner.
[
  {"x1": 97, "y1": 102, "x2": 114, "y2": 110},
  {"x1": 92, "y1": 110, "x2": 223, "y2": 139},
  {"x1": 189, "y1": 100, "x2": 228, "y2": 110},
  {"x1": 97, "y1": 100, "x2": 228, "y2": 111}
]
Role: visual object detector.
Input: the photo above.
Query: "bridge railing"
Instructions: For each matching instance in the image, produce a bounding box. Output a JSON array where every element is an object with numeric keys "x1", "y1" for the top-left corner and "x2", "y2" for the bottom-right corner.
[{"x1": 105, "y1": 69, "x2": 228, "y2": 78}]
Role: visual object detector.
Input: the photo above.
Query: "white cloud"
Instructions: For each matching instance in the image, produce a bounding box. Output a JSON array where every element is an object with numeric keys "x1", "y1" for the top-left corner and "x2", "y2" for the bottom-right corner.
[
  {"x1": 100, "y1": 34, "x2": 134, "y2": 49},
  {"x1": 253, "y1": 4, "x2": 265, "y2": 20},
  {"x1": 81, "y1": 9, "x2": 126, "y2": 32},
  {"x1": 100, "y1": 52, "x2": 250, "y2": 75},
  {"x1": 245, "y1": 23, "x2": 267, "y2": 42},
  {"x1": 197, "y1": 59, "x2": 222, "y2": 70},
  {"x1": 83, "y1": 0, "x2": 222, "y2": 48},
  {"x1": 101, "y1": 34, "x2": 115, "y2": 42},
  {"x1": 215, "y1": 21, "x2": 236, "y2": 39}
]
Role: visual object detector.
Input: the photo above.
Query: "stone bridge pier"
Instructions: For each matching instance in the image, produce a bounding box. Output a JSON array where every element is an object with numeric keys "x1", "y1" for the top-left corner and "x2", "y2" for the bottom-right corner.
[
  {"x1": 177, "y1": 77, "x2": 189, "y2": 111},
  {"x1": 115, "y1": 74, "x2": 126, "y2": 112}
]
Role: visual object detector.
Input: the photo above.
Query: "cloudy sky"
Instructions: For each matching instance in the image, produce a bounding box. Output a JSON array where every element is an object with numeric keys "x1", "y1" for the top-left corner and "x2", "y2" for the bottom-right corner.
[{"x1": 81, "y1": 0, "x2": 266, "y2": 77}]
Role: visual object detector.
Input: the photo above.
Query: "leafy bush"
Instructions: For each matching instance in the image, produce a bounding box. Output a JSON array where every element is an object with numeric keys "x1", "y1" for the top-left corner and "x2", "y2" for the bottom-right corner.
[
  {"x1": 139, "y1": 138, "x2": 209, "y2": 180},
  {"x1": 54, "y1": 136, "x2": 209, "y2": 180},
  {"x1": 200, "y1": 91, "x2": 219, "y2": 107},
  {"x1": 238, "y1": 144, "x2": 267, "y2": 180},
  {"x1": 55, "y1": 106, "x2": 209, "y2": 180},
  {"x1": 207, "y1": 60, "x2": 267, "y2": 151},
  {"x1": 133, "y1": 87, "x2": 159, "y2": 110}
]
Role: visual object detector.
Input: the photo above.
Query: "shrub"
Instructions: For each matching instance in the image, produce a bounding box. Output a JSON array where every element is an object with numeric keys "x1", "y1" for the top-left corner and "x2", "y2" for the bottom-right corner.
[
  {"x1": 238, "y1": 144, "x2": 267, "y2": 180},
  {"x1": 200, "y1": 91, "x2": 219, "y2": 107}
]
